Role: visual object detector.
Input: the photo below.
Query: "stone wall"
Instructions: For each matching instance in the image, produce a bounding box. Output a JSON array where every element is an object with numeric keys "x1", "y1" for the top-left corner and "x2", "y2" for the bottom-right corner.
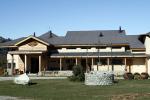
[{"x1": 85, "y1": 71, "x2": 113, "y2": 85}]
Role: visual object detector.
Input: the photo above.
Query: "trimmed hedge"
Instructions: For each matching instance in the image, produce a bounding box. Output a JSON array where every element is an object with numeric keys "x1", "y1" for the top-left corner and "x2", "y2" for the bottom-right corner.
[
  {"x1": 123, "y1": 73, "x2": 134, "y2": 80},
  {"x1": 124, "y1": 72, "x2": 149, "y2": 80},
  {"x1": 141, "y1": 73, "x2": 149, "y2": 79},
  {"x1": 134, "y1": 73, "x2": 141, "y2": 80}
]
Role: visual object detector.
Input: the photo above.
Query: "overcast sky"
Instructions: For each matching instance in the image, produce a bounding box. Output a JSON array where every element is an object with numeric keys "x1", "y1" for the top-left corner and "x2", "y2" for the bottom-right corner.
[{"x1": 0, "y1": 0, "x2": 150, "y2": 39}]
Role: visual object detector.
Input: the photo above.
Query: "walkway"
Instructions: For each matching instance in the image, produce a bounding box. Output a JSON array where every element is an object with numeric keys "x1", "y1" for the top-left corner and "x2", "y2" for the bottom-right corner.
[{"x1": 0, "y1": 76, "x2": 67, "y2": 81}]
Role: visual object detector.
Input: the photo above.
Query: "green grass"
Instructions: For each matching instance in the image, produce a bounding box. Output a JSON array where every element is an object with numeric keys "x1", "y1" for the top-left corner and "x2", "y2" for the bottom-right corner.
[{"x1": 0, "y1": 79, "x2": 150, "y2": 100}]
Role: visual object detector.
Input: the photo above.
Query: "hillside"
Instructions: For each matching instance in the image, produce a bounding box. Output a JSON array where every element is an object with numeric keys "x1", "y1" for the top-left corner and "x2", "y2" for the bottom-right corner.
[{"x1": 0, "y1": 36, "x2": 12, "y2": 68}]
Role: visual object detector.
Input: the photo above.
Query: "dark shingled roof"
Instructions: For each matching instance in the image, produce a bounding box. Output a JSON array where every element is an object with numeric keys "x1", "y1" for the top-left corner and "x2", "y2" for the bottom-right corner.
[
  {"x1": 0, "y1": 37, "x2": 26, "y2": 47},
  {"x1": 64, "y1": 30, "x2": 128, "y2": 45},
  {"x1": 39, "y1": 31, "x2": 66, "y2": 45},
  {"x1": 0, "y1": 30, "x2": 145, "y2": 49},
  {"x1": 126, "y1": 35, "x2": 145, "y2": 49}
]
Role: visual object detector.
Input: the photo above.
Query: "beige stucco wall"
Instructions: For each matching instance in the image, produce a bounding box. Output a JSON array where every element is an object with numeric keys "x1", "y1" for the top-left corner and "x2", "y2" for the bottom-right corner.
[
  {"x1": 7, "y1": 54, "x2": 25, "y2": 72},
  {"x1": 92, "y1": 65, "x2": 125, "y2": 75},
  {"x1": 148, "y1": 59, "x2": 150, "y2": 75},
  {"x1": 145, "y1": 36, "x2": 150, "y2": 54},
  {"x1": 7, "y1": 54, "x2": 19, "y2": 69},
  {"x1": 144, "y1": 36, "x2": 150, "y2": 74},
  {"x1": 130, "y1": 58, "x2": 146, "y2": 74}
]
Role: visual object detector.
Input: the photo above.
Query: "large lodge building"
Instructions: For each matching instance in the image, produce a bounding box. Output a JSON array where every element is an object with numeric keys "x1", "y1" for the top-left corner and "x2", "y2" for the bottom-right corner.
[{"x1": 0, "y1": 28, "x2": 150, "y2": 76}]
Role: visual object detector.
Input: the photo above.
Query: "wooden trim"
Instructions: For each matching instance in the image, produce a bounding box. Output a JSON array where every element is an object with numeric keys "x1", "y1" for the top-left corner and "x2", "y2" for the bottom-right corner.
[
  {"x1": 0, "y1": 46, "x2": 17, "y2": 48},
  {"x1": 55, "y1": 44, "x2": 129, "y2": 47},
  {"x1": 111, "y1": 44, "x2": 129, "y2": 46},
  {"x1": 131, "y1": 48, "x2": 146, "y2": 50},
  {"x1": 15, "y1": 36, "x2": 49, "y2": 46}
]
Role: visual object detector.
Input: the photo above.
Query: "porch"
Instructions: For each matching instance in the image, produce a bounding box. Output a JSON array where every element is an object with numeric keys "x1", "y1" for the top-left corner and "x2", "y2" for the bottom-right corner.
[{"x1": 7, "y1": 51, "x2": 147, "y2": 76}]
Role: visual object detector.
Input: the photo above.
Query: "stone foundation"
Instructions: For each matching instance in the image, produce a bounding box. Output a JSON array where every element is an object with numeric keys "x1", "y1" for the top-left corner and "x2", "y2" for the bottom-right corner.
[{"x1": 42, "y1": 71, "x2": 73, "y2": 76}]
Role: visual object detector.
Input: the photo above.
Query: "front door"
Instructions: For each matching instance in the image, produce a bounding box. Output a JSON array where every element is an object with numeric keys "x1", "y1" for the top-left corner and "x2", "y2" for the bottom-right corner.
[
  {"x1": 31, "y1": 57, "x2": 39, "y2": 73},
  {"x1": 81, "y1": 59, "x2": 86, "y2": 72}
]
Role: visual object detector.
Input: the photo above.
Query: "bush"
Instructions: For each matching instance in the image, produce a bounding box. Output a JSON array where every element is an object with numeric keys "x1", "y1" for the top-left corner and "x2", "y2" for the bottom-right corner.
[
  {"x1": 123, "y1": 72, "x2": 133, "y2": 80},
  {"x1": 134, "y1": 73, "x2": 141, "y2": 80},
  {"x1": 68, "y1": 65, "x2": 85, "y2": 82},
  {"x1": 141, "y1": 72, "x2": 149, "y2": 79},
  {"x1": 0, "y1": 67, "x2": 4, "y2": 76}
]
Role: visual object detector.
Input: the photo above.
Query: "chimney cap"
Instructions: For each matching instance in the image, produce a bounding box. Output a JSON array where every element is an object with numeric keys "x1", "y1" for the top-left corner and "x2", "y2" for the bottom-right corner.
[
  {"x1": 99, "y1": 32, "x2": 103, "y2": 37},
  {"x1": 119, "y1": 26, "x2": 123, "y2": 33},
  {"x1": 33, "y1": 32, "x2": 36, "y2": 37},
  {"x1": 49, "y1": 30, "x2": 53, "y2": 38}
]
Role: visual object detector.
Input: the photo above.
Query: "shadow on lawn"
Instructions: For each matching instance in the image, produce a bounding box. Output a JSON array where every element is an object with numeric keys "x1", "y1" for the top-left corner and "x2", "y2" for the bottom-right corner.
[{"x1": 28, "y1": 82, "x2": 37, "y2": 86}]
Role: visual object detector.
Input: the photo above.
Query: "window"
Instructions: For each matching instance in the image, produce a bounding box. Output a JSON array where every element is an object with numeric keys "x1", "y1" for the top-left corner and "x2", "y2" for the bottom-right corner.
[
  {"x1": 7, "y1": 63, "x2": 16, "y2": 68},
  {"x1": 65, "y1": 59, "x2": 75, "y2": 70},
  {"x1": 8, "y1": 63, "x2": 11, "y2": 68},
  {"x1": 94, "y1": 58, "x2": 107, "y2": 65},
  {"x1": 65, "y1": 59, "x2": 75, "y2": 64},
  {"x1": 111, "y1": 59, "x2": 123, "y2": 65}
]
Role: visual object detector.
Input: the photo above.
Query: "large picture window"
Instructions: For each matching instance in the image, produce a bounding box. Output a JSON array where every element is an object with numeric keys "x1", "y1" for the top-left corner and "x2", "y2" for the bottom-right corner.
[{"x1": 111, "y1": 59, "x2": 123, "y2": 65}]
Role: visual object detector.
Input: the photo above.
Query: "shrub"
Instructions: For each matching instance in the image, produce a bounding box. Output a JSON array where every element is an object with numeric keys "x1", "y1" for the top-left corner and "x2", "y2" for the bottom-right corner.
[
  {"x1": 123, "y1": 72, "x2": 133, "y2": 80},
  {"x1": 134, "y1": 73, "x2": 141, "y2": 80},
  {"x1": 68, "y1": 65, "x2": 85, "y2": 82},
  {"x1": 141, "y1": 72, "x2": 149, "y2": 79}
]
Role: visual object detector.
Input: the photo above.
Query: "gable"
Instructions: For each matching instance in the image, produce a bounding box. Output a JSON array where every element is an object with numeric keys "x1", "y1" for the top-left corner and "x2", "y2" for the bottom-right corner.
[
  {"x1": 15, "y1": 36, "x2": 49, "y2": 46},
  {"x1": 18, "y1": 38, "x2": 48, "y2": 51}
]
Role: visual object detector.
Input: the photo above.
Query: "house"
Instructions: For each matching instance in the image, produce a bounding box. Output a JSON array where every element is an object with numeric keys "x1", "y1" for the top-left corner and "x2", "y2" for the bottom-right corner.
[{"x1": 0, "y1": 28, "x2": 150, "y2": 76}]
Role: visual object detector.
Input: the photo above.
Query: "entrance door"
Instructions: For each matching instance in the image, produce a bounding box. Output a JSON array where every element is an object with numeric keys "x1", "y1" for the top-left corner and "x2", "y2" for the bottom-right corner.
[
  {"x1": 31, "y1": 57, "x2": 39, "y2": 73},
  {"x1": 81, "y1": 59, "x2": 86, "y2": 72}
]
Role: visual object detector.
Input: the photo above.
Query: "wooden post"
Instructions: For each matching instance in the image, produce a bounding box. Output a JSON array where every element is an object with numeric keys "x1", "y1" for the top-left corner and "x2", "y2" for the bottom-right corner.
[
  {"x1": 91, "y1": 58, "x2": 94, "y2": 71},
  {"x1": 107, "y1": 58, "x2": 110, "y2": 71},
  {"x1": 76, "y1": 58, "x2": 78, "y2": 65},
  {"x1": 38, "y1": 55, "x2": 41, "y2": 75},
  {"x1": 11, "y1": 54, "x2": 14, "y2": 75},
  {"x1": 60, "y1": 58, "x2": 62, "y2": 71},
  {"x1": 24, "y1": 54, "x2": 27, "y2": 73},
  {"x1": 124, "y1": 58, "x2": 127, "y2": 71},
  {"x1": 145, "y1": 58, "x2": 148, "y2": 73}
]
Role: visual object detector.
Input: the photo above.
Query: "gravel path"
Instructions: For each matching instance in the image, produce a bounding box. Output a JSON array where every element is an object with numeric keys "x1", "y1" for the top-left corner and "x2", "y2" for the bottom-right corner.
[
  {"x1": 0, "y1": 96, "x2": 31, "y2": 100},
  {"x1": 0, "y1": 76, "x2": 67, "y2": 81}
]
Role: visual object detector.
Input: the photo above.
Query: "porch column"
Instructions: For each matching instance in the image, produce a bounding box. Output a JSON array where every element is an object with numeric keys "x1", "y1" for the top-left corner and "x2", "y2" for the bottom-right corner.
[
  {"x1": 91, "y1": 58, "x2": 94, "y2": 71},
  {"x1": 38, "y1": 55, "x2": 42, "y2": 75},
  {"x1": 24, "y1": 54, "x2": 27, "y2": 73},
  {"x1": 124, "y1": 58, "x2": 127, "y2": 71},
  {"x1": 60, "y1": 58, "x2": 62, "y2": 71},
  {"x1": 145, "y1": 58, "x2": 148, "y2": 73},
  {"x1": 107, "y1": 58, "x2": 110, "y2": 71},
  {"x1": 11, "y1": 54, "x2": 14, "y2": 75},
  {"x1": 76, "y1": 58, "x2": 78, "y2": 65}
]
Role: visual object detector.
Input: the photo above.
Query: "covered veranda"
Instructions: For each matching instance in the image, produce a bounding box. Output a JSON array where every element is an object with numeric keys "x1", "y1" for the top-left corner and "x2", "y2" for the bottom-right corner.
[
  {"x1": 7, "y1": 50, "x2": 47, "y2": 75},
  {"x1": 48, "y1": 52, "x2": 147, "y2": 75}
]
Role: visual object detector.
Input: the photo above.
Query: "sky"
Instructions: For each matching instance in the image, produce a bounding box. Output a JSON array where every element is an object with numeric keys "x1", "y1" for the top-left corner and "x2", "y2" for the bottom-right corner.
[{"x1": 0, "y1": 0, "x2": 150, "y2": 39}]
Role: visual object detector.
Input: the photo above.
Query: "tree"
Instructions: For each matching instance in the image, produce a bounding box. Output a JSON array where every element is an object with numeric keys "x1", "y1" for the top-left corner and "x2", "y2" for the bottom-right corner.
[{"x1": 69, "y1": 65, "x2": 85, "y2": 82}]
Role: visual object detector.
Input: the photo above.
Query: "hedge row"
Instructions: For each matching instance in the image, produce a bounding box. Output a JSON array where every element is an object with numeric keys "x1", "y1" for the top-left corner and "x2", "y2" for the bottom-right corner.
[{"x1": 123, "y1": 72, "x2": 149, "y2": 80}]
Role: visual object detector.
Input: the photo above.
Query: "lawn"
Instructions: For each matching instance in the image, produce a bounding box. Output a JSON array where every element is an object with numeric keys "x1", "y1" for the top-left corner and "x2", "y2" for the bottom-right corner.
[{"x1": 0, "y1": 79, "x2": 150, "y2": 100}]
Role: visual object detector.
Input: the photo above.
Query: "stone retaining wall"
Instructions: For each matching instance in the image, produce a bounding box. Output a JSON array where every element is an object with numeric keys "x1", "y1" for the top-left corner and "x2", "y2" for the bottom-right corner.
[{"x1": 85, "y1": 71, "x2": 113, "y2": 85}]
